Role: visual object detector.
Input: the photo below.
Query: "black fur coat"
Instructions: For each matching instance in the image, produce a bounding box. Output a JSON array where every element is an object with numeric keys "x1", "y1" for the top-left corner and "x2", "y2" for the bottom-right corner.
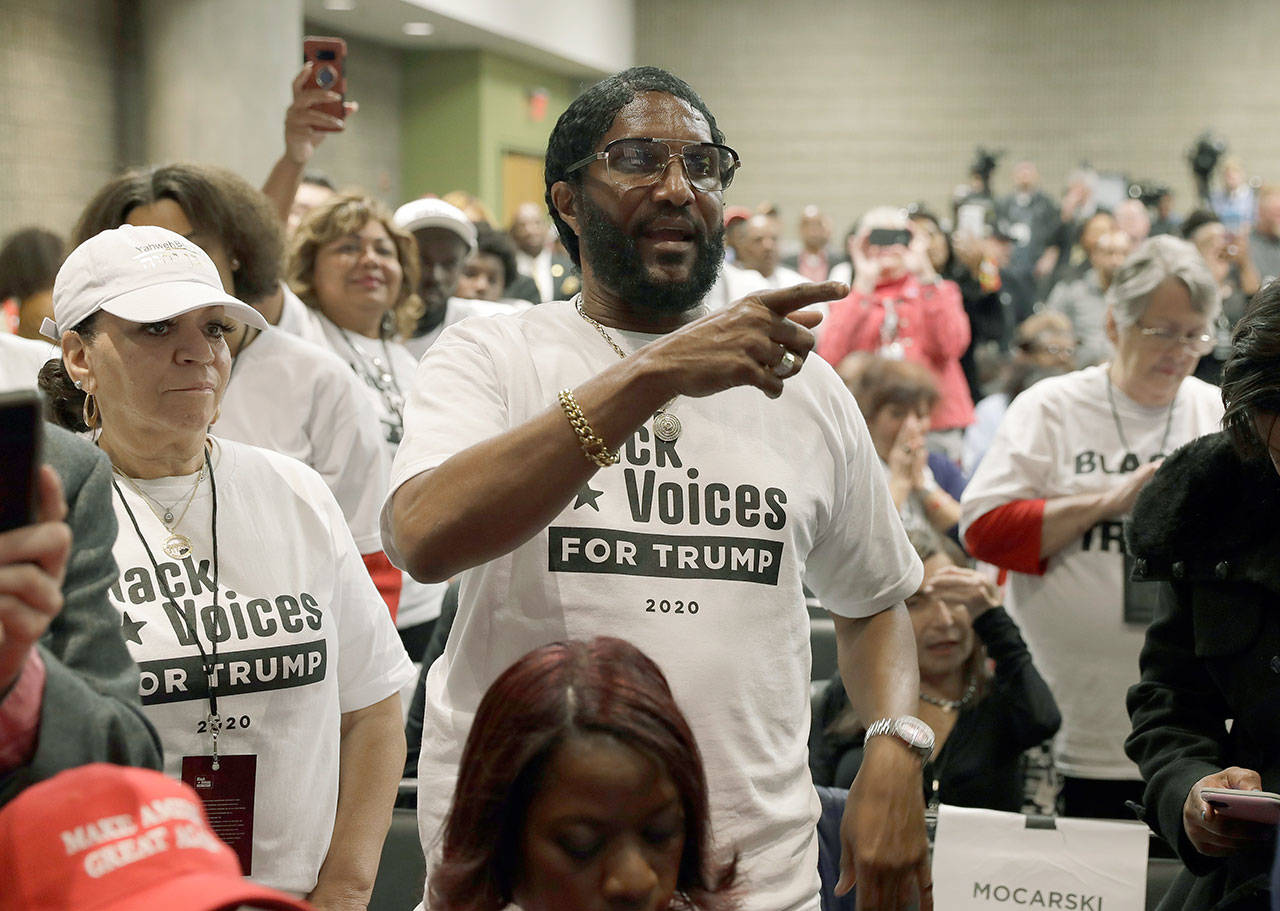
[{"x1": 1124, "y1": 431, "x2": 1280, "y2": 911}]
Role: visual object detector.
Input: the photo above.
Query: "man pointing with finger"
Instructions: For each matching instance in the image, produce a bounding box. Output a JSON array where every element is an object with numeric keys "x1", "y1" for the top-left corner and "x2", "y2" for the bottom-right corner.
[{"x1": 386, "y1": 66, "x2": 931, "y2": 911}]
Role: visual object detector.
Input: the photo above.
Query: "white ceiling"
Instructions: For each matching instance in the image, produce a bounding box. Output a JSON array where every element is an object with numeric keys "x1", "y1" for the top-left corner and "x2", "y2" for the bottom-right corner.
[{"x1": 302, "y1": 0, "x2": 634, "y2": 77}]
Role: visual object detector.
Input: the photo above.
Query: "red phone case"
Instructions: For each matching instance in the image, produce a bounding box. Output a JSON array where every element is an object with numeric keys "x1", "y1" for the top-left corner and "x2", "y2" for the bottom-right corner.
[{"x1": 302, "y1": 36, "x2": 347, "y2": 130}]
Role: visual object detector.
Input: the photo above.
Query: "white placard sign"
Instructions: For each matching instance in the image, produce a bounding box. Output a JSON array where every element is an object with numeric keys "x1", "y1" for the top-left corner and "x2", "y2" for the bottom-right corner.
[{"x1": 931, "y1": 804, "x2": 1149, "y2": 911}]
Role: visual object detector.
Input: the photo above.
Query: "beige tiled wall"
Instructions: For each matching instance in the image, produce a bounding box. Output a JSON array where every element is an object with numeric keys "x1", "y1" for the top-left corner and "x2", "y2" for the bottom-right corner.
[
  {"x1": 0, "y1": 2, "x2": 403, "y2": 239},
  {"x1": 0, "y1": 0, "x2": 130, "y2": 237},
  {"x1": 635, "y1": 0, "x2": 1280, "y2": 240}
]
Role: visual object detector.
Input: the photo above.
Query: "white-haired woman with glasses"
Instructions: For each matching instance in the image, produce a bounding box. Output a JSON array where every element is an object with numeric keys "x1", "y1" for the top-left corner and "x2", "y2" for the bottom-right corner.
[{"x1": 959, "y1": 235, "x2": 1224, "y2": 820}]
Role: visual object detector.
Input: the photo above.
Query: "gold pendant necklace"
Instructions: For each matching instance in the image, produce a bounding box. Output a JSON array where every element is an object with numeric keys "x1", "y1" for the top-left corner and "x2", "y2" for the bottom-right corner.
[
  {"x1": 113, "y1": 447, "x2": 208, "y2": 561},
  {"x1": 574, "y1": 296, "x2": 682, "y2": 442},
  {"x1": 162, "y1": 533, "x2": 194, "y2": 560}
]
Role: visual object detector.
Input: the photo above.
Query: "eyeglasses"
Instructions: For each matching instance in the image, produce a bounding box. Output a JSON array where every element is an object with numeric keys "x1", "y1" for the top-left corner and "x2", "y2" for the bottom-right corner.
[
  {"x1": 565, "y1": 137, "x2": 741, "y2": 192},
  {"x1": 1135, "y1": 324, "x2": 1215, "y2": 355}
]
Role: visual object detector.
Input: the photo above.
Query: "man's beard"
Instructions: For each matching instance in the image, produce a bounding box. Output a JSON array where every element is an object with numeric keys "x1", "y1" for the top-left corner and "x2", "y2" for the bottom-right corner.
[{"x1": 578, "y1": 195, "x2": 724, "y2": 315}]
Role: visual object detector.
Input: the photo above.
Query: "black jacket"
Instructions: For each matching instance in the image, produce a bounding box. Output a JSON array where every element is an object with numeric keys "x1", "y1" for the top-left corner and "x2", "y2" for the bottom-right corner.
[
  {"x1": 1125, "y1": 431, "x2": 1280, "y2": 911},
  {"x1": 810, "y1": 608, "x2": 1059, "y2": 811}
]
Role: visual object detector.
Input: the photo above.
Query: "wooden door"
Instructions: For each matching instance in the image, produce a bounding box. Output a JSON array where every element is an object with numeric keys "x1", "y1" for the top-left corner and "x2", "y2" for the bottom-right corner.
[{"x1": 501, "y1": 151, "x2": 546, "y2": 228}]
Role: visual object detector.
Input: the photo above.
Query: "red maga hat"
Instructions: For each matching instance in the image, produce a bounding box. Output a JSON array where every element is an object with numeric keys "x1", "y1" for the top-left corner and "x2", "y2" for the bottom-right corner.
[{"x1": 0, "y1": 764, "x2": 311, "y2": 911}]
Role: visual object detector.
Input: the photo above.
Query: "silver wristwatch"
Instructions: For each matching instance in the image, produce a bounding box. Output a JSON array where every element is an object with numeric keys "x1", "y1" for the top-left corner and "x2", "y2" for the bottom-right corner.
[{"x1": 863, "y1": 715, "x2": 935, "y2": 763}]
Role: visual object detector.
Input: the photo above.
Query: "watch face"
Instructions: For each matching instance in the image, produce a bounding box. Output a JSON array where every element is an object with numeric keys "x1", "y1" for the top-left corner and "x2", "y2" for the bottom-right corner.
[{"x1": 898, "y1": 717, "x2": 934, "y2": 749}]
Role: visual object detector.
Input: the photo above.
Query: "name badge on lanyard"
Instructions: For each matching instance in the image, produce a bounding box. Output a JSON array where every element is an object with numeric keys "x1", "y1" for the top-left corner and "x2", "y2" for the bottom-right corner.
[{"x1": 182, "y1": 753, "x2": 257, "y2": 874}]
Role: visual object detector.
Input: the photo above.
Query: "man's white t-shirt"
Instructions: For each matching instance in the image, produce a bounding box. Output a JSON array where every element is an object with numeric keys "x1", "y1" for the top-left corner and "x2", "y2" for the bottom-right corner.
[
  {"x1": 960, "y1": 365, "x2": 1223, "y2": 779},
  {"x1": 0, "y1": 333, "x2": 57, "y2": 392},
  {"x1": 382, "y1": 301, "x2": 922, "y2": 911},
  {"x1": 310, "y1": 313, "x2": 445, "y2": 630},
  {"x1": 106, "y1": 439, "x2": 414, "y2": 895},
  {"x1": 402, "y1": 297, "x2": 531, "y2": 361},
  {"x1": 215, "y1": 327, "x2": 388, "y2": 553}
]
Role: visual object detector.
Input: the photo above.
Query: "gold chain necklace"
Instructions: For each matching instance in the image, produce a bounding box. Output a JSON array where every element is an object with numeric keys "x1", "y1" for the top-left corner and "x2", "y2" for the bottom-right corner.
[
  {"x1": 111, "y1": 445, "x2": 209, "y2": 560},
  {"x1": 574, "y1": 296, "x2": 682, "y2": 442}
]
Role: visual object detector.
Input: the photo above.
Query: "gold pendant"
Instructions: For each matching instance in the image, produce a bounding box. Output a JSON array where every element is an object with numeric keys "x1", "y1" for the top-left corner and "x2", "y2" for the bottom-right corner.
[
  {"x1": 653, "y1": 411, "x2": 681, "y2": 442},
  {"x1": 163, "y1": 533, "x2": 193, "y2": 560}
]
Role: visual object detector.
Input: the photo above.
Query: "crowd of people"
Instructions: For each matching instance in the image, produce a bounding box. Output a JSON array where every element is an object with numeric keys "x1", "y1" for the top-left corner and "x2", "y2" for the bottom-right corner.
[{"x1": 4, "y1": 59, "x2": 1280, "y2": 911}]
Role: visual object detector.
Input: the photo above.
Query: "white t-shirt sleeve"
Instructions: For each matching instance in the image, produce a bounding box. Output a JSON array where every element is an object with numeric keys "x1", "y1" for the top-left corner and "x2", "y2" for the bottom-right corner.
[
  {"x1": 959, "y1": 383, "x2": 1059, "y2": 536},
  {"x1": 382, "y1": 320, "x2": 512, "y2": 566},
  {"x1": 803, "y1": 387, "x2": 923, "y2": 617},
  {"x1": 304, "y1": 470, "x2": 414, "y2": 713},
  {"x1": 306, "y1": 360, "x2": 391, "y2": 554}
]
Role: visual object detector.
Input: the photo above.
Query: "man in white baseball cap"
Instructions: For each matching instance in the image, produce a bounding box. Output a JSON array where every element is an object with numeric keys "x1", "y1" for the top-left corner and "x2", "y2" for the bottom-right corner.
[
  {"x1": 392, "y1": 197, "x2": 526, "y2": 358},
  {"x1": 40, "y1": 225, "x2": 268, "y2": 341}
]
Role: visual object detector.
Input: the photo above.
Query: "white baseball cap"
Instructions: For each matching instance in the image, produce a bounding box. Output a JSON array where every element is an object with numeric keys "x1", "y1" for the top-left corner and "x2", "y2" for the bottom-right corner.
[
  {"x1": 392, "y1": 197, "x2": 478, "y2": 251},
  {"x1": 40, "y1": 224, "x2": 269, "y2": 342}
]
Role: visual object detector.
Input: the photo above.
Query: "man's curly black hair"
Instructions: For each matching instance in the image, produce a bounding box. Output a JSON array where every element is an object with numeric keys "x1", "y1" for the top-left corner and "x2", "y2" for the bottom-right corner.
[{"x1": 543, "y1": 66, "x2": 726, "y2": 268}]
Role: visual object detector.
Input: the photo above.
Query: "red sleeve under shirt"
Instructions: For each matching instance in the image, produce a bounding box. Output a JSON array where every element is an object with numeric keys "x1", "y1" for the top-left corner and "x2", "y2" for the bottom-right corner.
[
  {"x1": 963, "y1": 499, "x2": 1049, "y2": 577},
  {"x1": 362, "y1": 551, "x2": 402, "y2": 623},
  {"x1": 0, "y1": 650, "x2": 46, "y2": 775}
]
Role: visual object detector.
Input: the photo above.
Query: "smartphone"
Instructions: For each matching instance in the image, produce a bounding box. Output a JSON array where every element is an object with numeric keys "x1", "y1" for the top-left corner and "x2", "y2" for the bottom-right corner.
[
  {"x1": 0, "y1": 389, "x2": 43, "y2": 534},
  {"x1": 302, "y1": 36, "x2": 347, "y2": 130},
  {"x1": 867, "y1": 228, "x2": 912, "y2": 247},
  {"x1": 1201, "y1": 787, "x2": 1280, "y2": 825}
]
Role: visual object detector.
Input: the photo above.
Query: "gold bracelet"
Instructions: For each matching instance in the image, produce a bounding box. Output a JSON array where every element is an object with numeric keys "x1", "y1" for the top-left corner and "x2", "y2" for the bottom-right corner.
[{"x1": 558, "y1": 389, "x2": 620, "y2": 468}]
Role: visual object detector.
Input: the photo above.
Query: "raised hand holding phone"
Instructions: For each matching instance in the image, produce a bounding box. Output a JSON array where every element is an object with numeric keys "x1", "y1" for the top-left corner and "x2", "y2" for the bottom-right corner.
[{"x1": 0, "y1": 464, "x2": 70, "y2": 693}]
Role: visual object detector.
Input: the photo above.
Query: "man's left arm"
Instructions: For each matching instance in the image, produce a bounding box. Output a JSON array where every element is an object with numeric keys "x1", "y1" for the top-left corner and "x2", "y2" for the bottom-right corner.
[{"x1": 831, "y1": 605, "x2": 932, "y2": 911}]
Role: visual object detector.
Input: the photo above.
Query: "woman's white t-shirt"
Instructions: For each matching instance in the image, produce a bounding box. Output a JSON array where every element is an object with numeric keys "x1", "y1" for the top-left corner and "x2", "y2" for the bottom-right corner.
[
  {"x1": 215, "y1": 326, "x2": 388, "y2": 554},
  {"x1": 960, "y1": 365, "x2": 1223, "y2": 779},
  {"x1": 106, "y1": 439, "x2": 414, "y2": 895},
  {"x1": 308, "y1": 311, "x2": 445, "y2": 630}
]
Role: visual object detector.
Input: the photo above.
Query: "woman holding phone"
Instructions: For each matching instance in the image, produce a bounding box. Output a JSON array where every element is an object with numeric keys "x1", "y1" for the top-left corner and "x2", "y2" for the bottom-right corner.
[
  {"x1": 817, "y1": 206, "x2": 974, "y2": 460},
  {"x1": 1125, "y1": 278, "x2": 1280, "y2": 911},
  {"x1": 38, "y1": 224, "x2": 414, "y2": 907}
]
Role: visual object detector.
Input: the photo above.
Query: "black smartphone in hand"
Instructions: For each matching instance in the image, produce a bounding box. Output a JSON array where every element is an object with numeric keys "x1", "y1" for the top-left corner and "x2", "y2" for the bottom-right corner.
[{"x1": 0, "y1": 389, "x2": 43, "y2": 533}]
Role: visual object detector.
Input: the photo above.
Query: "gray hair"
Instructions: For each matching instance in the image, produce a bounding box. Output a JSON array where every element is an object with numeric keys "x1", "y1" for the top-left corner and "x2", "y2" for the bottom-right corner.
[{"x1": 1105, "y1": 235, "x2": 1220, "y2": 328}]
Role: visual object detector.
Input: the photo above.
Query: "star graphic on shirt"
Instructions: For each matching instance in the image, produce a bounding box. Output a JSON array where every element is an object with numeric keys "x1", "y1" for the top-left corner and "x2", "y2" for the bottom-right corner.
[
  {"x1": 120, "y1": 612, "x2": 147, "y2": 645},
  {"x1": 573, "y1": 482, "x2": 604, "y2": 511}
]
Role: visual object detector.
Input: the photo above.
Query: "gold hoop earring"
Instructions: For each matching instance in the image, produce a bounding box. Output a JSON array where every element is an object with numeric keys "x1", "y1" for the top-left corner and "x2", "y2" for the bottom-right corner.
[
  {"x1": 209, "y1": 406, "x2": 221, "y2": 427},
  {"x1": 82, "y1": 393, "x2": 99, "y2": 430}
]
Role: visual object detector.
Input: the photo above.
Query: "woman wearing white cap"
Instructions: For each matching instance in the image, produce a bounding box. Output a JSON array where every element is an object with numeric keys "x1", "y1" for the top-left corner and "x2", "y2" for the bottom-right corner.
[
  {"x1": 70, "y1": 163, "x2": 400, "y2": 620},
  {"x1": 38, "y1": 224, "x2": 415, "y2": 907}
]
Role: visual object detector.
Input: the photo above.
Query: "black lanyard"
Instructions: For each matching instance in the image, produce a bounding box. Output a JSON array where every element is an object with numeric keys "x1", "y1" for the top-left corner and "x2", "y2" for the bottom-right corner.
[{"x1": 111, "y1": 445, "x2": 225, "y2": 765}]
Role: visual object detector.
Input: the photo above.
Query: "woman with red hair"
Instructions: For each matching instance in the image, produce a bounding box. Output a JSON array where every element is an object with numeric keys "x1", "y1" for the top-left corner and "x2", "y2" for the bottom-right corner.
[{"x1": 431, "y1": 637, "x2": 738, "y2": 911}]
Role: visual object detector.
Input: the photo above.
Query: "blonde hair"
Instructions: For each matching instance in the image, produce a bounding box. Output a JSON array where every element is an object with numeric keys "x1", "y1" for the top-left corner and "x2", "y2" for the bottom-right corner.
[{"x1": 288, "y1": 193, "x2": 423, "y2": 340}]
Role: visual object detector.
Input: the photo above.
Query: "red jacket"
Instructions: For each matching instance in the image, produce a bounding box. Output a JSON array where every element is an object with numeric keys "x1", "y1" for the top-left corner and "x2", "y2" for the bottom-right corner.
[{"x1": 817, "y1": 274, "x2": 975, "y2": 431}]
